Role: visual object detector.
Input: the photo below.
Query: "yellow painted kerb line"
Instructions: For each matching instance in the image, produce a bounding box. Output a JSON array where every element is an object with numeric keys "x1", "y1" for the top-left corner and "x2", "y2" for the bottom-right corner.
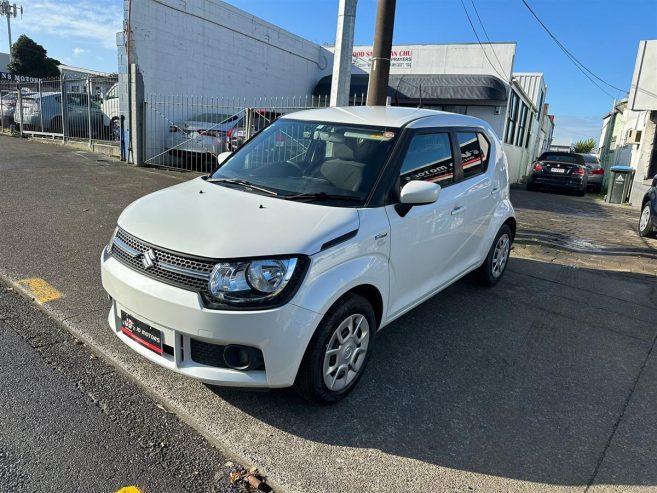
[
  {"x1": 17, "y1": 278, "x2": 63, "y2": 304},
  {"x1": 115, "y1": 487, "x2": 142, "y2": 493}
]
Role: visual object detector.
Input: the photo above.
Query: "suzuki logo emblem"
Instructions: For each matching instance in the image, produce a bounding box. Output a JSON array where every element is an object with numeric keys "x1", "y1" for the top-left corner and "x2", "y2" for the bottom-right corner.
[{"x1": 141, "y1": 249, "x2": 156, "y2": 270}]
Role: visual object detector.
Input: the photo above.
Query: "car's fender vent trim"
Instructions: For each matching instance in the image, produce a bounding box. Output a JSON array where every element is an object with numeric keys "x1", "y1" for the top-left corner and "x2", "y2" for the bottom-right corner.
[{"x1": 320, "y1": 229, "x2": 358, "y2": 251}]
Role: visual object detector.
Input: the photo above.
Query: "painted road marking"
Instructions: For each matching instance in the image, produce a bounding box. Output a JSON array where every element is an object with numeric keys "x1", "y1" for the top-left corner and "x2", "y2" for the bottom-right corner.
[
  {"x1": 115, "y1": 487, "x2": 142, "y2": 493},
  {"x1": 16, "y1": 278, "x2": 63, "y2": 304}
]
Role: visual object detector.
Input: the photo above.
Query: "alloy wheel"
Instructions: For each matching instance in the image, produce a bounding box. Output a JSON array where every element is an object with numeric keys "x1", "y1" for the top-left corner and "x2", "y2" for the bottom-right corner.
[
  {"x1": 491, "y1": 233, "x2": 510, "y2": 278},
  {"x1": 640, "y1": 205, "x2": 651, "y2": 232},
  {"x1": 323, "y1": 313, "x2": 370, "y2": 392}
]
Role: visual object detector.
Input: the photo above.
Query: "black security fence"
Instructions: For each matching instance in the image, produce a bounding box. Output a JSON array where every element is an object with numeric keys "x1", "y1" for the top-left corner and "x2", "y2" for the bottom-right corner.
[
  {"x1": 0, "y1": 74, "x2": 119, "y2": 144},
  {"x1": 142, "y1": 93, "x2": 368, "y2": 173}
]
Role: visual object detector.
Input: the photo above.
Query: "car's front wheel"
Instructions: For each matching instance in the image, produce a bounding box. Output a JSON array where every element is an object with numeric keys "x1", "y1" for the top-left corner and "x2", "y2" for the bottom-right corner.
[
  {"x1": 639, "y1": 201, "x2": 655, "y2": 238},
  {"x1": 294, "y1": 293, "x2": 376, "y2": 404},
  {"x1": 477, "y1": 224, "x2": 513, "y2": 286}
]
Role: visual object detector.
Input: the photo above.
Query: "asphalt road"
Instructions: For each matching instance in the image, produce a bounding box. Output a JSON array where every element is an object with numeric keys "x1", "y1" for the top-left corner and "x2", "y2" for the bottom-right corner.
[
  {"x1": 0, "y1": 279, "x2": 236, "y2": 493},
  {"x1": 1, "y1": 135, "x2": 657, "y2": 492}
]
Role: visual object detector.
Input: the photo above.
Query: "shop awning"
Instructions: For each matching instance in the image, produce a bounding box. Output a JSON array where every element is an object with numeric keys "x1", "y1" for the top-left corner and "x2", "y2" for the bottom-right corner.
[{"x1": 314, "y1": 73, "x2": 509, "y2": 105}]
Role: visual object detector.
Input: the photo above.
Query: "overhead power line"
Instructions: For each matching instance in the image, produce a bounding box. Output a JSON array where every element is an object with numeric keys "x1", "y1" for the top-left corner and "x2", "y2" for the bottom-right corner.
[
  {"x1": 520, "y1": 0, "x2": 624, "y2": 99},
  {"x1": 469, "y1": 0, "x2": 508, "y2": 81},
  {"x1": 459, "y1": 0, "x2": 509, "y2": 82}
]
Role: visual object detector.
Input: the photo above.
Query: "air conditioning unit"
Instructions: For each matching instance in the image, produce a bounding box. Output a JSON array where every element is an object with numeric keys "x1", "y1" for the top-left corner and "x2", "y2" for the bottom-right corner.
[{"x1": 627, "y1": 129, "x2": 642, "y2": 144}]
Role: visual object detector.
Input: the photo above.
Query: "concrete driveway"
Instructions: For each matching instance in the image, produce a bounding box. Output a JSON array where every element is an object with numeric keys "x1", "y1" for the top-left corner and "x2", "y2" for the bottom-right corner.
[{"x1": 1, "y1": 136, "x2": 657, "y2": 492}]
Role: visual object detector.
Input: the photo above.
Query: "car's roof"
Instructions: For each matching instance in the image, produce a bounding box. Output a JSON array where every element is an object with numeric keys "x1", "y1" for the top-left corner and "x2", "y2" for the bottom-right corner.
[{"x1": 282, "y1": 105, "x2": 491, "y2": 129}]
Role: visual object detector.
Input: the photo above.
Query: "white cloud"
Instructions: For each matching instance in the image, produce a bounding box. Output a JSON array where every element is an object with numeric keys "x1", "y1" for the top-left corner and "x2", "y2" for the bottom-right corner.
[
  {"x1": 73, "y1": 47, "x2": 87, "y2": 56},
  {"x1": 19, "y1": 1, "x2": 122, "y2": 51},
  {"x1": 552, "y1": 115, "x2": 603, "y2": 145}
]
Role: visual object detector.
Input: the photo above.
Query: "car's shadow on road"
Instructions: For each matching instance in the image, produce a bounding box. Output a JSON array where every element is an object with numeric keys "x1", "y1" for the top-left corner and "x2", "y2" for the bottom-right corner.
[{"x1": 209, "y1": 257, "x2": 657, "y2": 487}]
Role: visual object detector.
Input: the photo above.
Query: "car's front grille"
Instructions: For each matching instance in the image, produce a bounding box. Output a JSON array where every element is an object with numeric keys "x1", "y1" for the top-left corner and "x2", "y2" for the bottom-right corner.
[{"x1": 110, "y1": 227, "x2": 214, "y2": 295}]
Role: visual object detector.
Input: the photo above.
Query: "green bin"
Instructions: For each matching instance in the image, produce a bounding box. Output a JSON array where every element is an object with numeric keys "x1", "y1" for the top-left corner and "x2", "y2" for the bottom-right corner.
[{"x1": 606, "y1": 166, "x2": 635, "y2": 204}]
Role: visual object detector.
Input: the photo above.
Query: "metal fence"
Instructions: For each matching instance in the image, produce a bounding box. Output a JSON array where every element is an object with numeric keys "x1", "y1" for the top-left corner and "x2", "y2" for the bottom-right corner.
[
  {"x1": 0, "y1": 74, "x2": 119, "y2": 144},
  {"x1": 143, "y1": 93, "x2": 367, "y2": 173}
]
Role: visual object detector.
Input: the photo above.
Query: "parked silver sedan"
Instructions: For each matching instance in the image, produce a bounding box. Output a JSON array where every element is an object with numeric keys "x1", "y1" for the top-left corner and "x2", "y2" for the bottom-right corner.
[
  {"x1": 579, "y1": 153, "x2": 604, "y2": 193},
  {"x1": 167, "y1": 113, "x2": 242, "y2": 160}
]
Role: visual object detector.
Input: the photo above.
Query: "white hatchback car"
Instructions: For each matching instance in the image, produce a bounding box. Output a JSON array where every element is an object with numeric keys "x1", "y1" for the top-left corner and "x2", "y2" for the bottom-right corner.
[{"x1": 101, "y1": 106, "x2": 515, "y2": 403}]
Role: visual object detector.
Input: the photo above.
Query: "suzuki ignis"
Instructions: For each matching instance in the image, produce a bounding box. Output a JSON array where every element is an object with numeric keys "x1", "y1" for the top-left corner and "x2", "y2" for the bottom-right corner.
[{"x1": 101, "y1": 106, "x2": 515, "y2": 403}]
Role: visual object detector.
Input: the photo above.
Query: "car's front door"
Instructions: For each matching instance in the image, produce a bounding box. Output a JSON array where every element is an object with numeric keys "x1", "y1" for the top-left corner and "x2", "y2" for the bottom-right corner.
[{"x1": 385, "y1": 130, "x2": 466, "y2": 318}]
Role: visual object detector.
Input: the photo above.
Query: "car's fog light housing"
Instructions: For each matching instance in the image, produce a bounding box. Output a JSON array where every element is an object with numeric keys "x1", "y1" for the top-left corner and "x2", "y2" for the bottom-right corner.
[{"x1": 207, "y1": 257, "x2": 300, "y2": 306}]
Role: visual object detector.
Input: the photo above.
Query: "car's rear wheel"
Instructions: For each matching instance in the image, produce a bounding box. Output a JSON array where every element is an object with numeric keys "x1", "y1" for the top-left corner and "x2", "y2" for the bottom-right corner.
[
  {"x1": 477, "y1": 224, "x2": 512, "y2": 286},
  {"x1": 294, "y1": 293, "x2": 375, "y2": 404},
  {"x1": 639, "y1": 202, "x2": 655, "y2": 238}
]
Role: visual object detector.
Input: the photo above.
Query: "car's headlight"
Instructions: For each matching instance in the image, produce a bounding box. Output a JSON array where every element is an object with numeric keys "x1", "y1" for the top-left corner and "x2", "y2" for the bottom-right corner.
[{"x1": 207, "y1": 257, "x2": 306, "y2": 307}]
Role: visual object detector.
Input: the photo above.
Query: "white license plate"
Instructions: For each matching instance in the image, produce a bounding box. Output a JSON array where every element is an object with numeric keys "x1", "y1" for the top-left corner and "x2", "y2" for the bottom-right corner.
[{"x1": 551, "y1": 168, "x2": 566, "y2": 174}]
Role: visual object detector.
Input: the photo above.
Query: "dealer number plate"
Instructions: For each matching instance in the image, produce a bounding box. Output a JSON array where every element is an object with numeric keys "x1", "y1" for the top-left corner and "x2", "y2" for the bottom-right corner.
[{"x1": 121, "y1": 311, "x2": 163, "y2": 355}]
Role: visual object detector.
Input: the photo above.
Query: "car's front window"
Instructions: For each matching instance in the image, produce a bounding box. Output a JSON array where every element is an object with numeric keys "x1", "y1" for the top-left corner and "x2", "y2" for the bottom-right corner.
[{"x1": 211, "y1": 119, "x2": 398, "y2": 204}]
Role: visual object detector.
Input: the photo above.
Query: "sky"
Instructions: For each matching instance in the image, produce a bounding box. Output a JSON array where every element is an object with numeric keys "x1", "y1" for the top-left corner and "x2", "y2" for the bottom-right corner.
[{"x1": 1, "y1": 0, "x2": 656, "y2": 144}]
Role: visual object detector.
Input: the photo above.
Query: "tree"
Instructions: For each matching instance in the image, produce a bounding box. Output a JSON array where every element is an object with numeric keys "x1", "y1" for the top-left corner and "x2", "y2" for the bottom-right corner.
[
  {"x1": 8, "y1": 35, "x2": 60, "y2": 78},
  {"x1": 573, "y1": 138, "x2": 597, "y2": 154}
]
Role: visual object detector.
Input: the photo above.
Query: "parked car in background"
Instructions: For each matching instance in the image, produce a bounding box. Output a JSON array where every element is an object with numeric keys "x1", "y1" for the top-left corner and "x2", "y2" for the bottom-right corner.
[
  {"x1": 226, "y1": 109, "x2": 282, "y2": 151},
  {"x1": 15, "y1": 92, "x2": 105, "y2": 137},
  {"x1": 167, "y1": 112, "x2": 242, "y2": 162},
  {"x1": 100, "y1": 83, "x2": 120, "y2": 140},
  {"x1": 526, "y1": 151, "x2": 588, "y2": 196},
  {"x1": 578, "y1": 153, "x2": 604, "y2": 192},
  {"x1": 101, "y1": 106, "x2": 516, "y2": 403},
  {"x1": 639, "y1": 174, "x2": 657, "y2": 237},
  {"x1": 0, "y1": 93, "x2": 17, "y2": 127}
]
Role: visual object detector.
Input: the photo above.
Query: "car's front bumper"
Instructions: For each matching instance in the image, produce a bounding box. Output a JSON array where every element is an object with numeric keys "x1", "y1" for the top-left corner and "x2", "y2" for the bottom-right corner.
[{"x1": 101, "y1": 253, "x2": 322, "y2": 388}]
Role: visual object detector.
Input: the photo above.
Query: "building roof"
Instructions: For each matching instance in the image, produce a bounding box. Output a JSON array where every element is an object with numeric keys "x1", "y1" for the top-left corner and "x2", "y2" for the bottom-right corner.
[
  {"x1": 314, "y1": 74, "x2": 509, "y2": 105},
  {"x1": 282, "y1": 105, "x2": 492, "y2": 129},
  {"x1": 58, "y1": 64, "x2": 113, "y2": 77}
]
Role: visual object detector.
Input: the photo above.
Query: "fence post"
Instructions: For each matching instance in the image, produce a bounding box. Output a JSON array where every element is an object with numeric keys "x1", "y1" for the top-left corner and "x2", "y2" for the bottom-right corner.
[
  {"x1": 87, "y1": 76, "x2": 92, "y2": 146},
  {"x1": 38, "y1": 80, "x2": 44, "y2": 132},
  {"x1": 129, "y1": 63, "x2": 144, "y2": 165},
  {"x1": 60, "y1": 74, "x2": 67, "y2": 140},
  {"x1": 16, "y1": 84, "x2": 23, "y2": 137}
]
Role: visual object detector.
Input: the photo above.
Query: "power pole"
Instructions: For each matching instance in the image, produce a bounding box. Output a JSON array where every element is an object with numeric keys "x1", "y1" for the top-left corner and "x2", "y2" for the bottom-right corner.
[
  {"x1": 330, "y1": 0, "x2": 358, "y2": 107},
  {"x1": 0, "y1": 1, "x2": 22, "y2": 65},
  {"x1": 366, "y1": 0, "x2": 396, "y2": 106}
]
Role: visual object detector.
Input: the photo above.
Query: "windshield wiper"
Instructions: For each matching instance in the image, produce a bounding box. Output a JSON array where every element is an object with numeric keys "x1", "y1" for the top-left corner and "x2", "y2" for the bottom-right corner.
[
  {"x1": 205, "y1": 178, "x2": 278, "y2": 196},
  {"x1": 282, "y1": 192, "x2": 363, "y2": 203}
]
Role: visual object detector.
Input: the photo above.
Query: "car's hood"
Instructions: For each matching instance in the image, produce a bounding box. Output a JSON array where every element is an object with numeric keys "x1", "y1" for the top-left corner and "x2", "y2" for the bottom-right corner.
[{"x1": 117, "y1": 177, "x2": 360, "y2": 258}]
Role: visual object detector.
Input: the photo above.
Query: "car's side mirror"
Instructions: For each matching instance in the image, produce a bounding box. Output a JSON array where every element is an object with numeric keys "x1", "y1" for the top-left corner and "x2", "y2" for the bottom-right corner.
[
  {"x1": 400, "y1": 180, "x2": 441, "y2": 205},
  {"x1": 217, "y1": 151, "x2": 232, "y2": 165}
]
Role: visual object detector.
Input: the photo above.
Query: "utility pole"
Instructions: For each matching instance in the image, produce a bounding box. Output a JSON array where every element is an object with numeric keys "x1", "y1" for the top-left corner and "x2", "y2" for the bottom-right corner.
[
  {"x1": 0, "y1": 1, "x2": 22, "y2": 65},
  {"x1": 366, "y1": 0, "x2": 396, "y2": 106},
  {"x1": 330, "y1": 0, "x2": 357, "y2": 107}
]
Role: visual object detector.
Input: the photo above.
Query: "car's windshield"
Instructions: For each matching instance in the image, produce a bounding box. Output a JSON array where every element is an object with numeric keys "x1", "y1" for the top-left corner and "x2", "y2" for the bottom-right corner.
[
  {"x1": 539, "y1": 153, "x2": 583, "y2": 164},
  {"x1": 211, "y1": 118, "x2": 398, "y2": 204}
]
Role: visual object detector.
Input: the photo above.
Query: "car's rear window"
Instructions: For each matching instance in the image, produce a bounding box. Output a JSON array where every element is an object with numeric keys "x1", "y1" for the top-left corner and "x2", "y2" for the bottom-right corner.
[
  {"x1": 539, "y1": 153, "x2": 583, "y2": 164},
  {"x1": 580, "y1": 154, "x2": 600, "y2": 165}
]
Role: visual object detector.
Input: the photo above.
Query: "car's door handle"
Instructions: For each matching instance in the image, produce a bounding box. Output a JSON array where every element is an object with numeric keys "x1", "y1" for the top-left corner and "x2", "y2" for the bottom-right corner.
[
  {"x1": 451, "y1": 205, "x2": 466, "y2": 215},
  {"x1": 374, "y1": 232, "x2": 388, "y2": 240},
  {"x1": 491, "y1": 186, "x2": 500, "y2": 193}
]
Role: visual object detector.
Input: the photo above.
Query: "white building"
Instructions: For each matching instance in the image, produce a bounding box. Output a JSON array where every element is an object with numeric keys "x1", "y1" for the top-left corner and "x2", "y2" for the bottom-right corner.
[{"x1": 598, "y1": 40, "x2": 657, "y2": 204}]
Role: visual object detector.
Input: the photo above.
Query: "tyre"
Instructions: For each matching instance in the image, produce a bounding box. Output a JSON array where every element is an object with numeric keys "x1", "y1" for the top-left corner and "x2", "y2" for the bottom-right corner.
[
  {"x1": 110, "y1": 117, "x2": 121, "y2": 141},
  {"x1": 575, "y1": 188, "x2": 586, "y2": 197},
  {"x1": 639, "y1": 202, "x2": 655, "y2": 238},
  {"x1": 294, "y1": 293, "x2": 376, "y2": 404},
  {"x1": 477, "y1": 224, "x2": 513, "y2": 286}
]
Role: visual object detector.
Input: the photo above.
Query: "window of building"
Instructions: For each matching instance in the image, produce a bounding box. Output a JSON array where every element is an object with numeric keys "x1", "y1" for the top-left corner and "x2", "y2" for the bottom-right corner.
[
  {"x1": 457, "y1": 131, "x2": 490, "y2": 179},
  {"x1": 400, "y1": 132, "x2": 454, "y2": 186},
  {"x1": 504, "y1": 92, "x2": 519, "y2": 144},
  {"x1": 515, "y1": 103, "x2": 528, "y2": 147}
]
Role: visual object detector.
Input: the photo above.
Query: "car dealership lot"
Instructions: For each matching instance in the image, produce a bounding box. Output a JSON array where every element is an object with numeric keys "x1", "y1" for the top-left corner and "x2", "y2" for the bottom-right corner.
[{"x1": 1, "y1": 136, "x2": 657, "y2": 492}]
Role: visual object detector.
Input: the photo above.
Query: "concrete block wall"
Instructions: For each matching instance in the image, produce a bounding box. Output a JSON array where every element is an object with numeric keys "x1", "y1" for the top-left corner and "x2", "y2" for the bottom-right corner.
[{"x1": 128, "y1": 0, "x2": 332, "y2": 100}]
